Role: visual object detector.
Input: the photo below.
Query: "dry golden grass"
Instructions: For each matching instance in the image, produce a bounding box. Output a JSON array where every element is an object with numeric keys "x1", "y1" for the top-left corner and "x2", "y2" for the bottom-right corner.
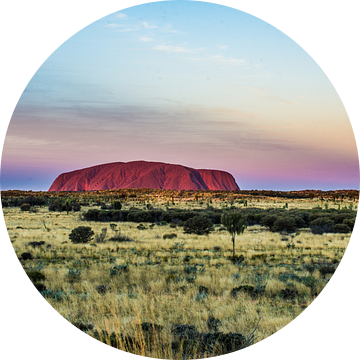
[{"x1": 3, "y1": 197, "x2": 353, "y2": 358}]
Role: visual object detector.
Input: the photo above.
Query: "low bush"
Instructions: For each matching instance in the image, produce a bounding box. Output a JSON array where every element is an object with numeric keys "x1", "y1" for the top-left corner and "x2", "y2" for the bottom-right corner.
[
  {"x1": 108, "y1": 234, "x2": 134, "y2": 242},
  {"x1": 69, "y1": 226, "x2": 94, "y2": 244},
  {"x1": 27, "y1": 270, "x2": 46, "y2": 283},
  {"x1": 21, "y1": 252, "x2": 34, "y2": 260},
  {"x1": 310, "y1": 216, "x2": 334, "y2": 227},
  {"x1": 113, "y1": 201, "x2": 122, "y2": 210},
  {"x1": 271, "y1": 217, "x2": 296, "y2": 233},
  {"x1": 137, "y1": 223, "x2": 147, "y2": 230},
  {"x1": 128, "y1": 211, "x2": 154, "y2": 223},
  {"x1": 343, "y1": 218, "x2": 355, "y2": 231},
  {"x1": 261, "y1": 215, "x2": 278, "y2": 230},
  {"x1": 19, "y1": 196, "x2": 46, "y2": 207},
  {"x1": 72, "y1": 203, "x2": 81, "y2": 212},
  {"x1": 82, "y1": 209, "x2": 101, "y2": 221},
  {"x1": 163, "y1": 233, "x2": 177, "y2": 240},
  {"x1": 162, "y1": 210, "x2": 197, "y2": 224},
  {"x1": 97, "y1": 211, "x2": 113, "y2": 222},
  {"x1": 333, "y1": 212, "x2": 355, "y2": 224},
  {"x1": 333, "y1": 223, "x2": 351, "y2": 233},
  {"x1": 184, "y1": 215, "x2": 213, "y2": 235},
  {"x1": 49, "y1": 202, "x2": 81, "y2": 212},
  {"x1": 293, "y1": 216, "x2": 306, "y2": 228},
  {"x1": 20, "y1": 203, "x2": 31, "y2": 211},
  {"x1": 310, "y1": 217, "x2": 334, "y2": 234},
  {"x1": 28, "y1": 241, "x2": 46, "y2": 248},
  {"x1": 228, "y1": 255, "x2": 245, "y2": 264},
  {"x1": 247, "y1": 213, "x2": 264, "y2": 226},
  {"x1": 310, "y1": 224, "x2": 334, "y2": 235}
]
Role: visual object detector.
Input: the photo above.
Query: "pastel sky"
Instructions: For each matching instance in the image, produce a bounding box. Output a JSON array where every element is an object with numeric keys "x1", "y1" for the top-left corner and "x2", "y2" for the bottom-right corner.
[{"x1": 1, "y1": 1, "x2": 359, "y2": 191}]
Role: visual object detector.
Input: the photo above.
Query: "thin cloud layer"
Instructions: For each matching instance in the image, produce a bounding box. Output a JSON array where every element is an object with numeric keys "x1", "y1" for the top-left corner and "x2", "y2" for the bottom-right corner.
[{"x1": 154, "y1": 45, "x2": 204, "y2": 53}]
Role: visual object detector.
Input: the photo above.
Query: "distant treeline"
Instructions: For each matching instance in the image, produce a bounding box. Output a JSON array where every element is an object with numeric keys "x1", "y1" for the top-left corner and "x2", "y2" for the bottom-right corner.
[
  {"x1": 1, "y1": 192, "x2": 356, "y2": 234},
  {"x1": 81, "y1": 206, "x2": 356, "y2": 235},
  {"x1": 1, "y1": 188, "x2": 359, "y2": 207}
]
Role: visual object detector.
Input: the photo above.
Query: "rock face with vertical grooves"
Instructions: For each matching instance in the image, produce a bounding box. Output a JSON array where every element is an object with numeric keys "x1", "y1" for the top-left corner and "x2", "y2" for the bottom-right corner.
[{"x1": 48, "y1": 161, "x2": 240, "y2": 191}]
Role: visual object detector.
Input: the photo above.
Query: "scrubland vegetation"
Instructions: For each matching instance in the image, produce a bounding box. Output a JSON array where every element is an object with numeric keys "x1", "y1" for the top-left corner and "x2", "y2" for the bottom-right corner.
[{"x1": 2, "y1": 189, "x2": 357, "y2": 358}]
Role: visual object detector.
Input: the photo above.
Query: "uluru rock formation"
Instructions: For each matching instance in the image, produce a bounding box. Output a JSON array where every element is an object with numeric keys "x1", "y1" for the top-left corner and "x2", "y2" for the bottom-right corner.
[{"x1": 48, "y1": 161, "x2": 240, "y2": 191}]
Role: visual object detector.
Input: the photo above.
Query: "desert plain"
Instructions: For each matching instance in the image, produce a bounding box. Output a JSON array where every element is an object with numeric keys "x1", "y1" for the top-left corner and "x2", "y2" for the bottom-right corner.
[{"x1": 2, "y1": 188, "x2": 357, "y2": 358}]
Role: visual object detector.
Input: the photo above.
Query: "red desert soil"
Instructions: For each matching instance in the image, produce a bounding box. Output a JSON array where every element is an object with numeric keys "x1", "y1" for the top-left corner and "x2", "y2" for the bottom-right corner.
[{"x1": 49, "y1": 161, "x2": 240, "y2": 191}]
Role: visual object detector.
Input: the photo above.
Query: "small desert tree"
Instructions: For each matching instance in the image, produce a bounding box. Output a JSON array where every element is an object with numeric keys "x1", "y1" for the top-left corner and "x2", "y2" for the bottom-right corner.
[{"x1": 221, "y1": 211, "x2": 247, "y2": 258}]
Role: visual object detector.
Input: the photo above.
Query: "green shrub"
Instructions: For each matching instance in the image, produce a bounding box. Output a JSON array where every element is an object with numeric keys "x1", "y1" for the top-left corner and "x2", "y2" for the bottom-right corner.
[
  {"x1": 128, "y1": 211, "x2": 153, "y2": 223},
  {"x1": 183, "y1": 215, "x2": 213, "y2": 235},
  {"x1": 333, "y1": 212, "x2": 355, "y2": 224},
  {"x1": 343, "y1": 218, "x2": 355, "y2": 231},
  {"x1": 228, "y1": 254, "x2": 245, "y2": 264},
  {"x1": 110, "y1": 223, "x2": 118, "y2": 232},
  {"x1": 97, "y1": 211, "x2": 113, "y2": 222},
  {"x1": 148, "y1": 210, "x2": 163, "y2": 222},
  {"x1": 69, "y1": 226, "x2": 94, "y2": 244},
  {"x1": 72, "y1": 203, "x2": 81, "y2": 212},
  {"x1": 27, "y1": 270, "x2": 46, "y2": 283},
  {"x1": 293, "y1": 216, "x2": 306, "y2": 228},
  {"x1": 318, "y1": 265, "x2": 336, "y2": 278},
  {"x1": 260, "y1": 215, "x2": 278, "y2": 229},
  {"x1": 109, "y1": 210, "x2": 123, "y2": 221},
  {"x1": 310, "y1": 216, "x2": 334, "y2": 227},
  {"x1": 57, "y1": 203, "x2": 66, "y2": 212},
  {"x1": 34, "y1": 283, "x2": 47, "y2": 292},
  {"x1": 28, "y1": 241, "x2": 46, "y2": 248},
  {"x1": 19, "y1": 196, "x2": 46, "y2": 207},
  {"x1": 294, "y1": 211, "x2": 309, "y2": 224},
  {"x1": 308, "y1": 213, "x2": 322, "y2": 222},
  {"x1": 310, "y1": 217, "x2": 334, "y2": 234},
  {"x1": 271, "y1": 217, "x2": 296, "y2": 233},
  {"x1": 113, "y1": 201, "x2": 122, "y2": 210},
  {"x1": 20, "y1": 203, "x2": 31, "y2": 211},
  {"x1": 247, "y1": 213, "x2": 263, "y2": 225},
  {"x1": 333, "y1": 223, "x2": 351, "y2": 233},
  {"x1": 137, "y1": 223, "x2": 147, "y2": 230},
  {"x1": 210, "y1": 212, "x2": 222, "y2": 224},
  {"x1": 82, "y1": 209, "x2": 101, "y2": 221},
  {"x1": 163, "y1": 233, "x2": 177, "y2": 239}
]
